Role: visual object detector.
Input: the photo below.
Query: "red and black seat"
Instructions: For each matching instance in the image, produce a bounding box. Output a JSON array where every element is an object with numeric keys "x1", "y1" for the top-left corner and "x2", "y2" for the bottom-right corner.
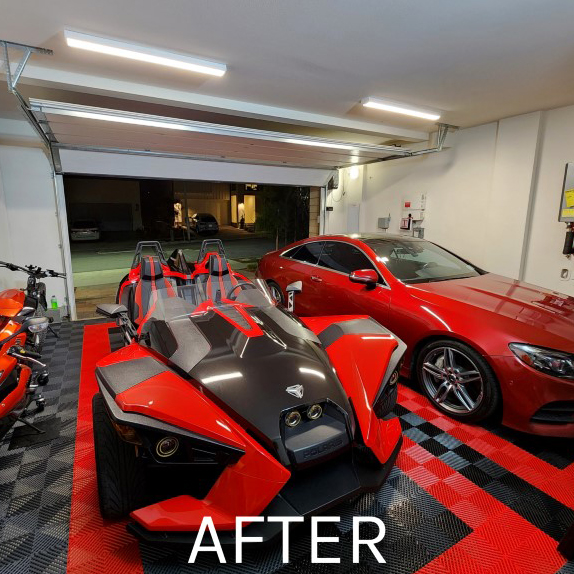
[
  {"x1": 196, "y1": 253, "x2": 238, "y2": 302},
  {"x1": 130, "y1": 256, "x2": 177, "y2": 326}
]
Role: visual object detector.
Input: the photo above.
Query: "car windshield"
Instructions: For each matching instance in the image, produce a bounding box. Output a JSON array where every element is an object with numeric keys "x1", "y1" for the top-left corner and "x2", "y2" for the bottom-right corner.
[
  {"x1": 146, "y1": 277, "x2": 276, "y2": 324},
  {"x1": 364, "y1": 238, "x2": 481, "y2": 284},
  {"x1": 198, "y1": 214, "x2": 216, "y2": 222}
]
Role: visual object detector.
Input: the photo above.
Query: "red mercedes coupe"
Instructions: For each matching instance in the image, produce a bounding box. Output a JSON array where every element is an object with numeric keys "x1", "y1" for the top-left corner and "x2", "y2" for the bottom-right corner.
[{"x1": 257, "y1": 234, "x2": 574, "y2": 437}]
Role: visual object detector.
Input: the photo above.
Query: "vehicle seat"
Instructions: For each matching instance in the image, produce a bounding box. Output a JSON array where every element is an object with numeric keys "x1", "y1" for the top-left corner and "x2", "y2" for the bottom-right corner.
[
  {"x1": 131, "y1": 256, "x2": 177, "y2": 325},
  {"x1": 196, "y1": 253, "x2": 237, "y2": 302}
]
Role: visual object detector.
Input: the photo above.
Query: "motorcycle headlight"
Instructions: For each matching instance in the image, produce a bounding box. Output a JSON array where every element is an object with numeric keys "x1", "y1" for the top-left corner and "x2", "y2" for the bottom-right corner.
[{"x1": 509, "y1": 343, "x2": 574, "y2": 379}]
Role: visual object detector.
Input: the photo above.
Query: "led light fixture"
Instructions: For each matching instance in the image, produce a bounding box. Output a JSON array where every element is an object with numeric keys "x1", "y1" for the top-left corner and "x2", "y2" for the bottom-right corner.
[
  {"x1": 362, "y1": 97, "x2": 440, "y2": 121},
  {"x1": 285, "y1": 138, "x2": 357, "y2": 151},
  {"x1": 64, "y1": 30, "x2": 227, "y2": 77}
]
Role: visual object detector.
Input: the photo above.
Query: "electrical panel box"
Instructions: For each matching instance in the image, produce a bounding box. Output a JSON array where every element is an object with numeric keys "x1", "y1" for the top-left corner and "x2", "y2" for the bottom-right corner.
[{"x1": 378, "y1": 217, "x2": 390, "y2": 230}]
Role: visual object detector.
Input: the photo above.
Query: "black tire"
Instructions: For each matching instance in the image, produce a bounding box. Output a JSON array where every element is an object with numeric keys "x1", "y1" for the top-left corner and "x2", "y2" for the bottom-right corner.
[
  {"x1": 92, "y1": 393, "x2": 147, "y2": 519},
  {"x1": 416, "y1": 339, "x2": 500, "y2": 423},
  {"x1": 267, "y1": 280, "x2": 284, "y2": 305}
]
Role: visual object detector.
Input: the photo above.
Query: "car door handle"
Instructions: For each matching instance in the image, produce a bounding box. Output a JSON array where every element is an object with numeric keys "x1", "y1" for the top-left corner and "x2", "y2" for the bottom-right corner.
[{"x1": 311, "y1": 276, "x2": 323, "y2": 283}]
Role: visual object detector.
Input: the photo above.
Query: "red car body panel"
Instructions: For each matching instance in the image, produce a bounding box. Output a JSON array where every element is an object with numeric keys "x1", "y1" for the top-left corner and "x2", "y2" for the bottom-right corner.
[{"x1": 258, "y1": 235, "x2": 574, "y2": 437}]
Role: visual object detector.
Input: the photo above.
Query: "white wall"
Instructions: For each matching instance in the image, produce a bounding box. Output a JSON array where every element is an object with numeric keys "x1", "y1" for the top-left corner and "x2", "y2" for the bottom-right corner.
[
  {"x1": 523, "y1": 105, "x2": 574, "y2": 293},
  {"x1": 0, "y1": 145, "x2": 68, "y2": 309},
  {"x1": 327, "y1": 108, "x2": 574, "y2": 295}
]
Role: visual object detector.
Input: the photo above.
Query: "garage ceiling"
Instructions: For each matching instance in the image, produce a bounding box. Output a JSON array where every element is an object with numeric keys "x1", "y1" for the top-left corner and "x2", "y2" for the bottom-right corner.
[{"x1": 3, "y1": 1, "x2": 574, "y2": 130}]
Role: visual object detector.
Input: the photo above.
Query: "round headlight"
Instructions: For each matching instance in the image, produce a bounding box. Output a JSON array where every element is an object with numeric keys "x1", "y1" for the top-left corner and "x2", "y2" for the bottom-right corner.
[
  {"x1": 389, "y1": 370, "x2": 399, "y2": 386},
  {"x1": 285, "y1": 410, "x2": 302, "y2": 427},
  {"x1": 307, "y1": 404, "x2": 323, "y2": 420},
  {"x1": 156, "y1": 436, "x2": 179, "y2": 458}
]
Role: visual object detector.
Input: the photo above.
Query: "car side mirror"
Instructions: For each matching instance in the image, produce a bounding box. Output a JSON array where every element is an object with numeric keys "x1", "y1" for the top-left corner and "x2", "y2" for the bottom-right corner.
[
  {"x1": 349, "y1": 269, "x2": 378, "y2": 288},
  {"x1": 285, "y1": 281, "x2": 302, "y2": 312},
  {"x1": 96, "y1": 303, "x2": 128, "y2": 318}
]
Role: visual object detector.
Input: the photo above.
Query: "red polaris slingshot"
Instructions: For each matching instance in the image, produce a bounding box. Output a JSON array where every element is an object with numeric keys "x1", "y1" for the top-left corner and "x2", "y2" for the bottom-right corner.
[{"x1": 92, "y1": 240, "x2": 404, "y2": 544}]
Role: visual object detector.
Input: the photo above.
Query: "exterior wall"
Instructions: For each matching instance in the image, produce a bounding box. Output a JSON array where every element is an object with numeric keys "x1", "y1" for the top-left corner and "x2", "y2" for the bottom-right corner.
[
  {"x1": 64, "y1": 177, "x2": 143, "y2": 231},
  {"x1": 308, "y1": 187, "x2": 320, "y2": 236}
]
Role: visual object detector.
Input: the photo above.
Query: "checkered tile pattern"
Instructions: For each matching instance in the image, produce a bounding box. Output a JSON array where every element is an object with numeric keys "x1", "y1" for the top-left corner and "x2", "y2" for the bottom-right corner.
[
  {"x1": 0, "y1": 321, "x2": 572, "y2": 574},
  {"x1": 137, "y1": 468, "x2": 472, "y2": 574},
  {"x1": 0, "y1": 321, "x2": 85, "y2": 574}
]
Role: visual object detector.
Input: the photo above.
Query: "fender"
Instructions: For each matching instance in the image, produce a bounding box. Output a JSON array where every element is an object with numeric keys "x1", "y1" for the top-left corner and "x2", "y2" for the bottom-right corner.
[
  {"x1": 96, "y1": 345, "x2": 291, "y2": 532},
  {"x1": 301, "y1": 315, "x2": 404, "y2": 463}
]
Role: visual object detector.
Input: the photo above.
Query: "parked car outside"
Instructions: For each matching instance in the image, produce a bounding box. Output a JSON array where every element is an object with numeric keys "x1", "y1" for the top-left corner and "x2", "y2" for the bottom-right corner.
[
  {"x1": 257, "y1": 233, "x2": 574, "y2": 437},
  {"x1": 190, "y1": 213, "x2": 219, "y2": 235},
  {"x1": 70, "y1": 219, "x2": 100, "y2": 241}
]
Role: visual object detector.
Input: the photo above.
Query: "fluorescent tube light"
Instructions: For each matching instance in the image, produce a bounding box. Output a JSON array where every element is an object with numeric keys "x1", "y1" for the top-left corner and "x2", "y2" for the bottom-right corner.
[
  {"x1": 362, "y1": 97, "x2": 440, "y2": 121},
  {"x1": 65, "y1": 110, "x2": 190, "y2": 131},
  {"x1": 285, "y1": 138, "x2": 356, "y2": 151},
  {"x1": 64, "y1": 30, "x2": 226, "y2": 77}
]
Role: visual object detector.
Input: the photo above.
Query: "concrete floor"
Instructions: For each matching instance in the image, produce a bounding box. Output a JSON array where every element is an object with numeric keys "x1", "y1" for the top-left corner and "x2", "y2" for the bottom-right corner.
[{"x1": 71, "y1": 226, "x2": 275, "y2": 319}]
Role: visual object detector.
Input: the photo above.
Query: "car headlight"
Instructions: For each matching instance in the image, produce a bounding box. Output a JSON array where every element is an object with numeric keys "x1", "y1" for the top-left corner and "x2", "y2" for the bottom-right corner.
[{"x1": 509, "y1": 343, "x2": 574, "y2": 379}]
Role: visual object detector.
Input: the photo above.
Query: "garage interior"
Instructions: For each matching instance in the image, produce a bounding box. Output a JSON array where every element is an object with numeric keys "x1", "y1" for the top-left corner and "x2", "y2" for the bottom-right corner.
[{"x1": 1, "y1": 1, "x2": 574, "y2": 573}]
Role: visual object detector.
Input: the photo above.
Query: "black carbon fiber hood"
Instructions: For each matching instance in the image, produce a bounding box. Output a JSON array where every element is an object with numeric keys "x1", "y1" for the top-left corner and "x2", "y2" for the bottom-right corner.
[{"x1": 182, "y1": 305, "x2": 354, "y2": 463}]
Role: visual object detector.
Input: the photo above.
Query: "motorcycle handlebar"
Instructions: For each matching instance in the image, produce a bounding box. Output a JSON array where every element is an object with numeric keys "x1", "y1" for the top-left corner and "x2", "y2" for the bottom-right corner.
[{"x1": 0, "y1": 261, "x2": 65, "y2": 278}]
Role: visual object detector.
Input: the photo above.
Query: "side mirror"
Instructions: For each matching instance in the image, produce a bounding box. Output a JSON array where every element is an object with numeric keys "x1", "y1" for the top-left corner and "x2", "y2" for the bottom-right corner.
[
  {"x1": 286, "y1": 281, "x2": 302, "y2": 294},
  {"x1": 96, "y1": 303, "x2": 128, "y2": 318},
  {"x1": 349, "y1": 269, "x2": 378, "y2": 287},
  {"x1": 285, "y1": 281, "x2": 302, "y2": 313}
]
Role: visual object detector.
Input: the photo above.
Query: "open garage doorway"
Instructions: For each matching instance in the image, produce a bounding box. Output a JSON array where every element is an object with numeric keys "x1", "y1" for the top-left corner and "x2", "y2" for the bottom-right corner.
[{"x1": 63, "y1": 175, "x2": 313, "y2": 319}]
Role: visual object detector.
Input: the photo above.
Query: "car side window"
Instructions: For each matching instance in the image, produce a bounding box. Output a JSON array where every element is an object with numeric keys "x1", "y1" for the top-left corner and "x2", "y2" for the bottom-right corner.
[
  {"x1": 319, "y1": 241, "x2": 377, "y2": 274},
  {"x1": 289, "y1": 242, "x2": 324, "y2": 265}
]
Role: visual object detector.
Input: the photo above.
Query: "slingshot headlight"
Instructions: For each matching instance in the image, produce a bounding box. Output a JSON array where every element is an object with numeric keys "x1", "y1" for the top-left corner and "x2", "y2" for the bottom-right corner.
[
  {"x1": 285, "y1": 410, "x2": 302, "y2": 427},
  {"x1": 389, "y1": 370, "x2": 399, "y2": 386},
  {"x1": 156, "y1": 436, "x2": 179, "y2": 457},
  {"x1": 28, "y1": 322, "x2": 49, "y2": 333},
  {"x1": 307, "y1": 404, "x2": 323, "y2": 420}
]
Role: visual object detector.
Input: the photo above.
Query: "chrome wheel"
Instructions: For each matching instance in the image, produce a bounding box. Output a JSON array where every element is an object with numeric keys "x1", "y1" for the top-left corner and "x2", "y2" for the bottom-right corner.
[
  {"x1": 420, "y1": 346, "x2": 484, "y2": 414},
  {"x1": 268, "y1": 283, "x2": 283, "y2": 304}
]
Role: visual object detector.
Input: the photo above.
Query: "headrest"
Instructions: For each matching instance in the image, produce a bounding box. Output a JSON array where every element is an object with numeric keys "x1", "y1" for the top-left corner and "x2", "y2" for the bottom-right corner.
[
  {"x1": 208, "y1": 253, "x2": 230, "y2": 276},
  {"x1": 141, "y1": 256, "x2": 164, "y2": 280}
]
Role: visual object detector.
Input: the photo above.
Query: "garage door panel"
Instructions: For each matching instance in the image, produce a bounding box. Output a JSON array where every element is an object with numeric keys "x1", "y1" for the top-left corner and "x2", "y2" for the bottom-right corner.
[
  {"x1": 48, "y1": 119, "x2": 387, "y2": 161},
  {"x1": 55, "y1": 133, "x2": 372, "y2": 168}
]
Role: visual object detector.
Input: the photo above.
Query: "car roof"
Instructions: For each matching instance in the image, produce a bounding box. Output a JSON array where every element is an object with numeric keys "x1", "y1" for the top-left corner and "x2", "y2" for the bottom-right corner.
[{"x1": 308, "y1": 233, "x2": 425, "y2": 243}]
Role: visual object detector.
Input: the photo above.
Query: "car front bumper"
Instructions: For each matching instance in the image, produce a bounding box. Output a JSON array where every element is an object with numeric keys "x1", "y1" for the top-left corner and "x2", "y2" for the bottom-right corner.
[
  {"x1": 494, "y1": 354, "x2": 574, "y2": 437},
  {"x1": 127, "y1": 434, "x2": 402, "y2": 545}
]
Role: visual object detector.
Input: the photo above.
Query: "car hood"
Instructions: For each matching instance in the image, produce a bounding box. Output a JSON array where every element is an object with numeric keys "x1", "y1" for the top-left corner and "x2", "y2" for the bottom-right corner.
[
  {"x1": 163, "y1": 305, "x2": 353, "y2": 463},
  {"x1": 409, "y1": 273, "x2": 574, "y2": 351}
]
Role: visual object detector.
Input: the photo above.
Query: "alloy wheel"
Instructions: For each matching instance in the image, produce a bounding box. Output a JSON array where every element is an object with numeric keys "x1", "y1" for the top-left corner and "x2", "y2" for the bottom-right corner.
[
  {"x1": 420, "y1": 346, "x2": 484, "y2": 414},
  {"x1": 269, "y1": 284, "x2": 283, "y2": 304}
]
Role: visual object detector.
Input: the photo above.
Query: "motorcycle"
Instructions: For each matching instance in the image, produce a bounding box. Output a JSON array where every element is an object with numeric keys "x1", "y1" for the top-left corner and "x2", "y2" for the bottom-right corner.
[
  {"x1": 0, "y1": 315, "x2": 50, "y2": 441},
  {"x1": 0, "y1": 261, "x2": 66, "y2": 352}
]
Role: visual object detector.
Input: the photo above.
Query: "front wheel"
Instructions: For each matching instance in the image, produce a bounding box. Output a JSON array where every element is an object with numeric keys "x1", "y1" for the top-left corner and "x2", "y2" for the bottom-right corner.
[
  {"x1": 267, "y1": 281, "x2": 284, "y2": 305},
  {"x1": 92, "y1": 393, "x2": 147, "y2": 519},
  {"x1": 416, "y1": 339, "x2": 500, "y2": 423}
]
